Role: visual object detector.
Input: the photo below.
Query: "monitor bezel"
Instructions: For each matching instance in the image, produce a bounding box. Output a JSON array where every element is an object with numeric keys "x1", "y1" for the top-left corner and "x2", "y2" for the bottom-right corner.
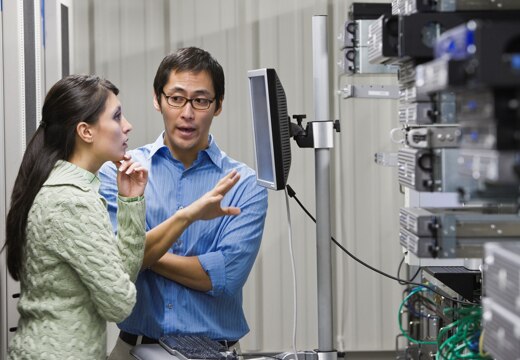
[{"x1": 248, "y1": 68, "x2": 279, "y2": 190}]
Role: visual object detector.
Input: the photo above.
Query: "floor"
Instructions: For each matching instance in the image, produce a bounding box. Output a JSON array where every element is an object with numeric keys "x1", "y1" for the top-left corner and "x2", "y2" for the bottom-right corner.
[{"x1": 341, "y1": 351, "x2": 396, "y2": 360}]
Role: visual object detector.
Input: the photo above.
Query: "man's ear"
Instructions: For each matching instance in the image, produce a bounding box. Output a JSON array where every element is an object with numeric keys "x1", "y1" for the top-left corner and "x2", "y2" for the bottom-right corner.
[
  {"x1": 76, "y1": 122, "x2": 94, "y2": 144},
  {"x1": 214, "y1": 97, "x2": 224, "y2": 116},
  {"x1": 153, "y1": 93, "x2": 162, "y2": 112}
]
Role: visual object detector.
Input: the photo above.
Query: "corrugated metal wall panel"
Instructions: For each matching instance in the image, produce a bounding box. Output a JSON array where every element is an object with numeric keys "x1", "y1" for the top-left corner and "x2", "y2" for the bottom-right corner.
[
  {"x1": 335, "y1": 75, "x2": 402, "y2": 350},
  {"x1": 72, "y1": 0, "x2": 402, "y2": 353}
]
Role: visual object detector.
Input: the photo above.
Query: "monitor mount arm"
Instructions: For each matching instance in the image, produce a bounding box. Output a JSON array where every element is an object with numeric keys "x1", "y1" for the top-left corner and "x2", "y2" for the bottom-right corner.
[{"x1": 289, "y1": 114, "x2": 340, "y2": 149}]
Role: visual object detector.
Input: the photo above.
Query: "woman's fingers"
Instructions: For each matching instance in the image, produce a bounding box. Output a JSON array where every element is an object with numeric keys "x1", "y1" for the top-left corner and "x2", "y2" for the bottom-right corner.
[
  {"x1": 114, "y1": 157, "x2": 146, "y2": 177},
  {"x1": 116, "y1": 156, "x2": 148, "y2": 187},
  {"x1": 114, "y1": 154, "x2": 148, "y2": 198},
  {"x1": 129, "y1": 166, "x2": 148, "y2": 181},
  {"x1": 124, "y1": 161, "x2": 143, "y2": 175}
]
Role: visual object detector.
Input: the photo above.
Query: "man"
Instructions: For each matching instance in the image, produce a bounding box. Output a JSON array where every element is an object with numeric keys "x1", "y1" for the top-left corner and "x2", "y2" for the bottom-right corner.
[{"x1": 99, "y1": 47, "x2": 268, "y2": 359}]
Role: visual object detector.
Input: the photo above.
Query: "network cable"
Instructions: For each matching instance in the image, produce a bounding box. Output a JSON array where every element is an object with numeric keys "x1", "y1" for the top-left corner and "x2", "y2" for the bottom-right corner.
[
  {"x1": 398, "y1": 287, "x2": 437, "y2": 345},
  {"x1": 435, "y1": 306, "x2": 490, "y2": 360},
  {"x1": 284, "y1": 187, "x2": 298, "y2": 360},
  {"x1": 285, "y1": 184, "x2": 477, "y2": 306},
  {"x1": 397, "y1": 255, "x2": 422, "y2": 285}
]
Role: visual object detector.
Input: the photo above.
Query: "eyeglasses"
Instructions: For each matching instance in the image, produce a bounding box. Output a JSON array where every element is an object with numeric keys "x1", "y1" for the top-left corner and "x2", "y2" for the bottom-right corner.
[{"x1": 162, "y1": 93, "x2": 215, "y2": 110}]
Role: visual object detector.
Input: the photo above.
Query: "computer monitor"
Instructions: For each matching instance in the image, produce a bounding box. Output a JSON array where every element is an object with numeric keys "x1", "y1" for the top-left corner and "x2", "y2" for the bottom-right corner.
[{"x1": 247, "y1": 68, "x2": 292, "y2": 191}]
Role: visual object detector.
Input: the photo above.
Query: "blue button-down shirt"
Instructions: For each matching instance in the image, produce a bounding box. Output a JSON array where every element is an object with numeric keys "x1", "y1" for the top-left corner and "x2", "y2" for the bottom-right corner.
[{"x1": 99, "y1": 133, "x2": 268, "y2": 341}]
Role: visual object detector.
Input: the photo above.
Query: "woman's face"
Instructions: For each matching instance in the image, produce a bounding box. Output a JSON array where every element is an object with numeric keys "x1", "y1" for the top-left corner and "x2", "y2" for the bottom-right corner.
[{"x1": 90, "y1": 92, "x2": 132, "y2": 163}]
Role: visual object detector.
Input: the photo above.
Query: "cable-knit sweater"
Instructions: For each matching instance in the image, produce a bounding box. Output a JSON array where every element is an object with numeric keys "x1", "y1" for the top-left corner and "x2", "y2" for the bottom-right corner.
[{"x1": 7, "y1": 160, "x2": 146, "y2": 360}]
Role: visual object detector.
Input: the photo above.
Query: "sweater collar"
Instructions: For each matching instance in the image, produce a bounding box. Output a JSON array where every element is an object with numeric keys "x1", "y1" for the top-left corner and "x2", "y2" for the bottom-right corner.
[{"x1": 43, "y1": 160, "x2": 100, "y2": 193}]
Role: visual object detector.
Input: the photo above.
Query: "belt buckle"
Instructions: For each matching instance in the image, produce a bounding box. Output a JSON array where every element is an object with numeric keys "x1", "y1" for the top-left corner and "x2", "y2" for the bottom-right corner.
[{"x1": 136, "y1": 335, "x2": 144, "y2": 345}]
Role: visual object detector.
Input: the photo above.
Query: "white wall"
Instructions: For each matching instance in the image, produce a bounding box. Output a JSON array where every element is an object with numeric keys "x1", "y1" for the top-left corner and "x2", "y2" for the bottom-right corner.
[{"x1": 71, "y1": 0, "x2": 403, "y2": 353}]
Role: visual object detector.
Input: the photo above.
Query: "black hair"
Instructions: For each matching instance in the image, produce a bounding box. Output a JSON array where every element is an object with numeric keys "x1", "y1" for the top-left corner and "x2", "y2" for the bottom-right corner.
[
  {"x1": 153, "y1": 47, "x2": 225, "y2": 111},
  {"x1": 3, "y1": 74, "x2": 119, "y2": 281}
]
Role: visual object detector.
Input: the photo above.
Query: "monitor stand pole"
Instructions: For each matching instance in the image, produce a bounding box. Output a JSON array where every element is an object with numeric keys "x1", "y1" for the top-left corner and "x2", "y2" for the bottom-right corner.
[
  {"x1": 274, "y1": 14, "x2": 338, "y2": 360},
  {"x1": 311, "y1": 15, "x2": 337, "y2": 360}
]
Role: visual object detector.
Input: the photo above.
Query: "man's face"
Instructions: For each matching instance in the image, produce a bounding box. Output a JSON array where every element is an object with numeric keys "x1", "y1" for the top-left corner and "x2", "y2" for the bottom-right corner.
[{"x1": 155, "y1": 70, "x2": 222, "y2": 167}]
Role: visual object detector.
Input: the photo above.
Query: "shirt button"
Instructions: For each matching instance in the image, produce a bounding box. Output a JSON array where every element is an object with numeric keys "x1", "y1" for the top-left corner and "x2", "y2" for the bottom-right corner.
[
  {"x1": 178, "y1": 205, "x2": 184, "y2": 210},
  {"x1": 167, "y1": 304, "x2": 173, "y2": 309}
]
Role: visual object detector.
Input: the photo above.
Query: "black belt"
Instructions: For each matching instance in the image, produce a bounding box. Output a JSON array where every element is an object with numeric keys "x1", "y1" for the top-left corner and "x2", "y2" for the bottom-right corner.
[
  {"x1": 119, "y1": 331, "x2": 238, "y2": 347},
  {"x1": 119, "y1": 331, "x2": 158, "y2": 345},
  {"x1": 218, "y1": 339, "x2": 238, "y2": 347}
]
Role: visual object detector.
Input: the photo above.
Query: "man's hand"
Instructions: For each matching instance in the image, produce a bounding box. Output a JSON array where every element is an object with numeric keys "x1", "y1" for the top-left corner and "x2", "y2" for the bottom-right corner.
[{"x1": 182, "y1": 170, "x2": 241, "y2": 223}]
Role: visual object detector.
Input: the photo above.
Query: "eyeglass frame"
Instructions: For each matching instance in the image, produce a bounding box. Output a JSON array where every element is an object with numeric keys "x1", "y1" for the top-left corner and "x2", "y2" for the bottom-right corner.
[{"x1": 161, "y1": 92, "x2": 216, "y2": 110}]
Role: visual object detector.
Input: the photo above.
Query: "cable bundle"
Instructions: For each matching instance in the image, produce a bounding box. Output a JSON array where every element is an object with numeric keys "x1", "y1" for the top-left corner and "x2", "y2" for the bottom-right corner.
[
  {"x1": 436, "y1": 307, "x2": 490, "y2": 360},
  {"x1": 397, "y1": 287, "x2": 492, "y2": 359}
]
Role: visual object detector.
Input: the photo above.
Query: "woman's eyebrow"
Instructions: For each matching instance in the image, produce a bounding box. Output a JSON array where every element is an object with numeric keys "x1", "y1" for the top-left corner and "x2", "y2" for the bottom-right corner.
[{"x1": 112, "y1": 105, "x2": 122, "y2": 117}]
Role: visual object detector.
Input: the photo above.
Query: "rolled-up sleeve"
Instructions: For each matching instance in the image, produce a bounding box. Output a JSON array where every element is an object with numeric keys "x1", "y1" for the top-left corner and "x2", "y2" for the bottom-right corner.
[
  {"x1": 198, "y1": 175, "x2": 268, "y2": 297},
  {"x1": 198, "y1": 251, "x2": 226, "y2": 294}
]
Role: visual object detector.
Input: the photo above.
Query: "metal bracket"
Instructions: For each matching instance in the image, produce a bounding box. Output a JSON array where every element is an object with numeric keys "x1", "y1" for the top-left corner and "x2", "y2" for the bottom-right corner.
[
  {"x1": 340, "y1": 84, "x2": 399, "y2": 99},
  {"x1": 374, "y1": 152, "x2": 398, "y2": 167},
  {"x1": 406, "y1": 126, "x2": 461, "y2": 149},
  {"x1": 312, "y1": 121, "x2": 335, "y2": 149}
]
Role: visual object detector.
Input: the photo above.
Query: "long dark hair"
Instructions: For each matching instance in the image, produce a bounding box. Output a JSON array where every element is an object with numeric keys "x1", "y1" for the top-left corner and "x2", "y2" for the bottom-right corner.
[
  {"x1": 4, "y1": 74, "x2": 119, "y2": 281},
  {"x1": 153, "y1": 47, "x2": 225, "y2": 111}
]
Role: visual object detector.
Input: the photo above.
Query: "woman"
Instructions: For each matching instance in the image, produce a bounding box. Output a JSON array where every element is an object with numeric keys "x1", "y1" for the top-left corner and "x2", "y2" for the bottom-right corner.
[{"x1": 4, "y1": 74, "x2": 240, "y2": 360}]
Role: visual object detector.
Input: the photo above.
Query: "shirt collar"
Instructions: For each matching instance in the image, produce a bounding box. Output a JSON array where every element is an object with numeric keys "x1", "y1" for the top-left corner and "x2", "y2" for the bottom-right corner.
[
  {"x1": 146, "y1": 132, "x2": 169, "y2": 160},
  {"x1": 44, "y1": 160, "x2": 100, "y2": 193},
  {"x1": 148, "y1": 132, "x2": 223, "y2": 169},
  {"x1": 204, "y1": 135, "x2": 223, "y2": 169}
]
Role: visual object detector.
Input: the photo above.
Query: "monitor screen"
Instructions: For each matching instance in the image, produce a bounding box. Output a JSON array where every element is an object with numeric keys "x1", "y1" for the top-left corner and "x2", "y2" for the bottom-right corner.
[{"x1": 248, "y1": 68, "x2": 291, "y2": 190}]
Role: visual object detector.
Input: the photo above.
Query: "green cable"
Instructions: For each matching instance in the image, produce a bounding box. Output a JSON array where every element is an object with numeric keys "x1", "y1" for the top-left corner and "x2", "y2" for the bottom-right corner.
[
  {"x1": 437, "y1": 317, "x2": 465, "y2": 358},
  {"x1": 401, "y1": 290, "x2": 491, "y2": 359},
  {"x1": 398, "y1": 287, "x2": 437, "y2": 345},
  {"x1": 439, "y1": 333, "x2": 460, "y2": 359},
  {"x1": 436, "y1": 308, "x2": 491, "y2": 360},
  {"x1": 462, "y1": 319, "x2": 478, "y2": 351},
  {"x1": 443, "y1": 324, "x2": 473, "y2": 359}
]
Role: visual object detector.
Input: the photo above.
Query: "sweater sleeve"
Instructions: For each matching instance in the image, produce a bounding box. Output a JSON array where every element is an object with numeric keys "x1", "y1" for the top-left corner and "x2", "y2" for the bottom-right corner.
[
  {"x1": 47, "y1": 190, "x2": 146, "y2": 323},
  {"x1": 116, "y1": 195, "x2": 146, "y2": 282}
]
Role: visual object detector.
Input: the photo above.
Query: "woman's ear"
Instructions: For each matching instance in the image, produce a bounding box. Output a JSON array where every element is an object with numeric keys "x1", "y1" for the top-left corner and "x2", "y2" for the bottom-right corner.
[{"x1": 76, "y1": 122, "x2": 94, "y2": 144}]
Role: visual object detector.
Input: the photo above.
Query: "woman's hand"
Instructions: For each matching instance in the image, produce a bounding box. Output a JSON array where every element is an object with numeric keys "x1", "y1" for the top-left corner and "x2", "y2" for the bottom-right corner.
[
  {"x1": 182, "y1": 170, "x2": 241, "y2": 223},
  {"x1": 115, "y1": 154, "x2": 148, "y2": 198}
]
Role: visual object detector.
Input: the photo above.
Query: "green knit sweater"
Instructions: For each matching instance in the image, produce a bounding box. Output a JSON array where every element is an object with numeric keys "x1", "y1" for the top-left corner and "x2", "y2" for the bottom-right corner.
[{"x1": 8, "y1": 160, "x2": 146, "y2": 360}]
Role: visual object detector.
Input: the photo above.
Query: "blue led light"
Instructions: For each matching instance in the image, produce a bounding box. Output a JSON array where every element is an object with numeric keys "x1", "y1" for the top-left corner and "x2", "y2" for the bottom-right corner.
[
  {"x1": 467, "y1": 100, "x2": 478, "y2": 112},
  {"x1": 511, "y1": 54, "x2": 520, "y2": 70},
  {"x1": 470, "y1": 130, "x2": 479, "y2": 142}
]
